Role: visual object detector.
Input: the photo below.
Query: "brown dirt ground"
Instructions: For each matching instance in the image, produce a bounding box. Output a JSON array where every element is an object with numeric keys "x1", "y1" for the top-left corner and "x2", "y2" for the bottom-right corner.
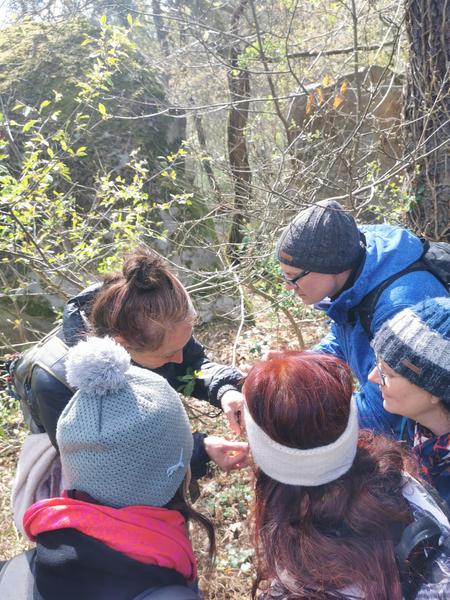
[{"x1": 0, "y1": 299, "x2": 325, "y2": 599}]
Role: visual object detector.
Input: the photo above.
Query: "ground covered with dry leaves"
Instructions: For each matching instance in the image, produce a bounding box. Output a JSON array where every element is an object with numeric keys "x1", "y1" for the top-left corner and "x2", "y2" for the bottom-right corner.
[{"x1": 0, "y1": 300, "x2": 325, "y2": 599}]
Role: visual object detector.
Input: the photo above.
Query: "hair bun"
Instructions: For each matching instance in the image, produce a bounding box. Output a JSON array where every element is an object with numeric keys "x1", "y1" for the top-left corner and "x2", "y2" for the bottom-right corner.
[
  {"x1": 66, "y1": 336, "x2": 131, "y2": 395},
  {"x1": 123, "y1": 248, "x2": 166, "y2": 291}
]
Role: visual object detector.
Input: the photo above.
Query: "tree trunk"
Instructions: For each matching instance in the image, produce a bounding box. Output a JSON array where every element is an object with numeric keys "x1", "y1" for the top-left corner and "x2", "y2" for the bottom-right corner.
[
  {"x1": 404, "y1": 0, "x2": 450, "y2": 241},
  {"x1": 226, "y1": 0, "x2": 251, "y2": 264}
]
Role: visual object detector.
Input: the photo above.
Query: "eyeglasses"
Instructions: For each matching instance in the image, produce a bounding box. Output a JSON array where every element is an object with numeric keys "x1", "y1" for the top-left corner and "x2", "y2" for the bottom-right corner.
[
  {"x1": 282, "y1": 269, "x2": 311, "y2": 288},
  {"x1": 376, "y1": 363, "x2": 386, "y2": 386}
]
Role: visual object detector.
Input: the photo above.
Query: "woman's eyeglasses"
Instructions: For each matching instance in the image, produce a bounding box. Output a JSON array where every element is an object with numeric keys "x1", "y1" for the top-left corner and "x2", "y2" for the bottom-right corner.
[{"x1": 376, "y1": 363, "x2": 386, "y2": 386}]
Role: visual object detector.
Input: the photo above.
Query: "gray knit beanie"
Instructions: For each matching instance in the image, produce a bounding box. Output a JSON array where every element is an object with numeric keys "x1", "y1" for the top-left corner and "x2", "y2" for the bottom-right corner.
[
  {"x1": 276, "y1": 200, "x2": 363, "y2": 273},
  {"x1": 57, "y1": 336, "x2": 193, "y2": 508},
  {"x1": 372, "y1": 297, "x2": 450, "y2": 403}
]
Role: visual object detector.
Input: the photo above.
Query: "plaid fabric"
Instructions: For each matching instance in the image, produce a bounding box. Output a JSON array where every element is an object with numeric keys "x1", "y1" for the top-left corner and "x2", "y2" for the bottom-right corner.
[{"x1": 413, "y1": 423, "x2": 450, "y2": 486}]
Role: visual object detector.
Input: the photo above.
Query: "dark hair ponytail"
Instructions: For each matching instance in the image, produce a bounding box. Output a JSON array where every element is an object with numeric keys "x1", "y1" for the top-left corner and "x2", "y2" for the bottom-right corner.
[{"x1": 90, "y1": 247, "x2": 194, "y2": 350}]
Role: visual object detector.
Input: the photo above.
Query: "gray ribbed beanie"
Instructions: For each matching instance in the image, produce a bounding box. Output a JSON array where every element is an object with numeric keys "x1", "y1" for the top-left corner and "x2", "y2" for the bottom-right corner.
[
  {"x1": 372, "y1": 297, "x2": 450, "y2": 403},
  {"x1": 57, "y1": 336, "x2": 193, "y2": 508},
  {"x1": 276, "y1": 200, "x2": 363, "y2": 273}
]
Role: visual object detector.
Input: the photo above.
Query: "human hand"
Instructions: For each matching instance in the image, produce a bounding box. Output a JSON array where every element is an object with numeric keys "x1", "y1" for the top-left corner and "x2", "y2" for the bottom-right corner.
[
  {"x1": 203, "y1": 436, "x2": 249, "y2": 472},
  {"x1": 221, "y1": 389, "x2": 244, "y2": 435}
]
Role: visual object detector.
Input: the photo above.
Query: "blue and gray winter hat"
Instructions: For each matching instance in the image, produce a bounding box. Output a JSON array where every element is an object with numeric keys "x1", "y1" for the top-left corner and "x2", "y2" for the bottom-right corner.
[
  {"x1": 57, "y1": 336, "x2": 193, "y2": 508},
  {"x1": 276, "y1": 199, "x2": 364, "y2": 273},
  {"x1": 372, "y1": 297, "x2": 450, "y2": 403}
]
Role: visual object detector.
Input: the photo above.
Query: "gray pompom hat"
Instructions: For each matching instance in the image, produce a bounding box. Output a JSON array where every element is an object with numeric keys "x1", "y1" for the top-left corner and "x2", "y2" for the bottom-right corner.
[
  {"x1": 57, "y1": 336, "x2": 193, "y2": 508},
  {"x1": 276, "y1": 200, "x2": 363, "y2": 273},
  {"x1": 372, "y1": 297, "x2": 450, "y2": 403}
]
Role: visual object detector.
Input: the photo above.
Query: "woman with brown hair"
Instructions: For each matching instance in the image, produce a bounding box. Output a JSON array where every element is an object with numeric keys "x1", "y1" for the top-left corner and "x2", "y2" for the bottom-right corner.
[
  {"x1": 243, "y1": 351, "x2": 450, "y2": 600},
  {"x1": 26, "y1": 247, "x2": 247, "y2": 476},
  {"x1": 11, "y1": 247, "x2": 248, "y2": 533}
]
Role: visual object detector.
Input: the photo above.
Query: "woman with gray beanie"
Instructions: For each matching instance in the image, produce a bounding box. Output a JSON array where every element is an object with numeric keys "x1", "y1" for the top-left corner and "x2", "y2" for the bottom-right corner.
[
  {"x1": 369, "y1": 297, "x2": 450, "y2": 506},
  {"x1": 1, "y1": 336, "x2": 212, "y2": 599}
]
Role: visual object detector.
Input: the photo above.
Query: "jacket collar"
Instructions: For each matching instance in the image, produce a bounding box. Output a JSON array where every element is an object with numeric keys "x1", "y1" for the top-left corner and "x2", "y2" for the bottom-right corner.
[{"x1": 323, "y1": 225, "x2": 425, "y2": 324}]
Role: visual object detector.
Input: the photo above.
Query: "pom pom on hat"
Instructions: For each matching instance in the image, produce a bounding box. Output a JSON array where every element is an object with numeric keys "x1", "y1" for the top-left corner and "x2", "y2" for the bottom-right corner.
[{"x1": 66, "y1": 336, "x2": 131, "y2": 395}]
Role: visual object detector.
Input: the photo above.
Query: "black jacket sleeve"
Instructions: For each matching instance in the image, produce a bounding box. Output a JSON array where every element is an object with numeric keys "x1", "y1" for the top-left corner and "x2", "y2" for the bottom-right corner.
[
  {"x1": 30, "y1": 366, "x2": 73, "y2": 448},
  {"x1": 190, "y1": 432, "x2": 210, "y2": 479},
  {"x1": 157, "y1": 336, "x2": 242, "y2": 408}
]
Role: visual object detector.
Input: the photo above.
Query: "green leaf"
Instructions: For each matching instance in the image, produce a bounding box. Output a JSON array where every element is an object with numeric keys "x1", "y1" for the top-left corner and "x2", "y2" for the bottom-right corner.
[
  {"x1": 127, "y1": 13, "x2": 133, "y2": 26},
  {"x1": 39, "y1": 100, "x2": 51, "y2": 112},
  {"x1": 98, "y1": 103, "x2": 107, "y2": 118},
  {"x1": 22, "y1": 119, "x2": 38, "y2": 133},
  {"x1": 99, "y1": 14, "x2": 107, "y2": 25},
  {"x1": 47, "y1": 147, "x2": 54, "y2": 158}
]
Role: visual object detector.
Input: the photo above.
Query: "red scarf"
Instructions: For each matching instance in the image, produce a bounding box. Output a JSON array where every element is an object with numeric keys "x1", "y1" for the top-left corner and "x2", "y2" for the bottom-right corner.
[{"x1": 24, "y1": 496, "x2": 197, "y2": 581}]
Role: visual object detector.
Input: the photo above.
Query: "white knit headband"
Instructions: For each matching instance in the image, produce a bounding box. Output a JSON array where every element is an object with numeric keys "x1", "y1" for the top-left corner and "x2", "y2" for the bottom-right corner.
[{"x1": 244, "y1": 396, "x2": 358, "y2": 486}]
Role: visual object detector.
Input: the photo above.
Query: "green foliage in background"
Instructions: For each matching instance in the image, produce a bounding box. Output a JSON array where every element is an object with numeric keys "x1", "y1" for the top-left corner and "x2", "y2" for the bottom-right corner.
[{"x1": 0, "y1": 16, "x2": 190, "y2": 350}]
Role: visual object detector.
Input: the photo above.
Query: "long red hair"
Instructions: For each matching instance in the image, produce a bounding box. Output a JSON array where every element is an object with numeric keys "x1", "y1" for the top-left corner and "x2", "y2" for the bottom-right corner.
[{"x1": 244, "y1": 351, "x2": 413, "y2": 600}]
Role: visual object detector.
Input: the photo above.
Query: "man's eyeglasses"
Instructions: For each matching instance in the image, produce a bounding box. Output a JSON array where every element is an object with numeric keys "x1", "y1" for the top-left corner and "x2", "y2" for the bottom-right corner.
[
  {"x1": 376, "y1": 363, "x2": 386, "y2": 386},
  {"x1": 282, "y1": 269, "x2": 311, "y2": 287}
]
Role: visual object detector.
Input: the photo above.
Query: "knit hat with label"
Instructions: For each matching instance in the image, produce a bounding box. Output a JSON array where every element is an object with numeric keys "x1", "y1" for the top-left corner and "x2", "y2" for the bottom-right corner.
[
  {"x1": 57, "y1": 336, "x2": 193, "y2": 508},
  {"x1": 276, "y1": 200, "x2": 363, "y2": 273},
  {"x1": 372, "y1": 297, "x2": 450, "y2": 403}
]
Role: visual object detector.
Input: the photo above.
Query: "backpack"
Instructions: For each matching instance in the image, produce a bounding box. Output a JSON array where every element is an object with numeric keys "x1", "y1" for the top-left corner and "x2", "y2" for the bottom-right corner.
[
  {"x1": 397, "y1": 476, "x2": 450, "y2": 600},
  {"x1": 0, "y1": 552, "x2": 202, "y2": 599},
  {"x1": 6, "y1": 326, "x2": 73, "y2": 432},
  {"x1": 352, "y1": 239, "x2": 450, "y2": 340}
]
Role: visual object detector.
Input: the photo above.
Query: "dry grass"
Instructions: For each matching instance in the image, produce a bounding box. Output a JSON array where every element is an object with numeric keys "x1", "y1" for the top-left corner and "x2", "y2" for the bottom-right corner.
[
  {"x1": 0, "y1": 411, "x2": 29, "y2": 559},
  {"x1": 0, "y1": 299, "x2": 324, "y2": 598}
]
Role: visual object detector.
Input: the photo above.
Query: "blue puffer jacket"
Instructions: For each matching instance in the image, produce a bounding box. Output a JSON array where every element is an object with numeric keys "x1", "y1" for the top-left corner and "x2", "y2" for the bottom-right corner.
[{"x1": 315, "y1": 224, "x2": 448, "y2": 437}]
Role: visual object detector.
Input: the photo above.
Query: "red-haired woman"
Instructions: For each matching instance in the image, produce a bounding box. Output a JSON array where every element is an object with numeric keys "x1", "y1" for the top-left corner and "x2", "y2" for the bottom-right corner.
[{"x1": 243, "y1": 351, "x2": 450, "y2": 600}]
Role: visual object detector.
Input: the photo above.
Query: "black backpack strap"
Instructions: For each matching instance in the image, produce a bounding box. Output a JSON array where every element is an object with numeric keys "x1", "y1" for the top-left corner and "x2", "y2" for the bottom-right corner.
[
  {"x1": 0, "y1": 549, "x2": 36, "y2": 600},
  {"x1": 352, "y1": 260, "x2": 429, "y2": 340}
]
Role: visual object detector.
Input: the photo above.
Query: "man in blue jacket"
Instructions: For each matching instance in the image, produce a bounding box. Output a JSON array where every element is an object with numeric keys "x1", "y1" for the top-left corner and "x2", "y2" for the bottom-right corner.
[{"x1": 276, "y1": 199, "x2": 448, "y2": 437}]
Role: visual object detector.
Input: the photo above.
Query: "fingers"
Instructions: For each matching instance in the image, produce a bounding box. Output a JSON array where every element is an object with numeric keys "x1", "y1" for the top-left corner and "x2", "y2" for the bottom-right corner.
[
  {"x1": 220, "y1": 390, "x2": 245, "y2": 435},
  {"x1": 224, "y1": 449, "x2": 251, "y2": 471},
  {"x1": 238, "y1": 363, "x2": 252, "y2": 375},
  {"x1": 221, "y1": 440, "x2": 248, "y2": 451},
  {"x1": 225, "y1": 408, "x2": 242, "y2": 435},
  {"x1": 203, "y1": 436, "x2": 249, "y2": 472},
  {"x1": 220, "y1": 441, "x2": 249, "y2": 471}
]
